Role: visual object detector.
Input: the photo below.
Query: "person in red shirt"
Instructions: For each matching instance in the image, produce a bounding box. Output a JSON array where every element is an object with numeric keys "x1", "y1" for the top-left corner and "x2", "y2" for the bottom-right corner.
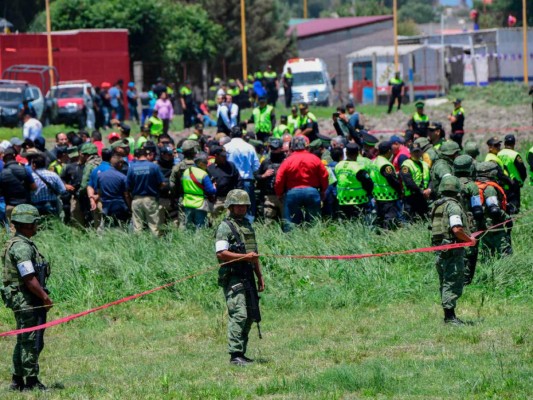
[{"x1": 274, "y1": 135, "x2": 329, "y2": 232}]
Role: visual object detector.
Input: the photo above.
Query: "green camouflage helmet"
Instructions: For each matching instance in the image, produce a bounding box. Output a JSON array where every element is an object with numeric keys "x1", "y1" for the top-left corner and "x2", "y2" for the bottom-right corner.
[
  {"x1": 439, "y1": 140, "x2": 461, "y2": 156},
  {"x1": 464, "y1": 141, "x2": 480, "y2": 159},
  {"x1": 80, "y1": 143, "x2": 98, "y2": 155},
  {"x1": 476, "y1": 161, "x2": 499, "y2": 179},
  {"x1": 224, "y1": 189, "x2": 251, "y2": 208},
  {"x1": 181, "y1": 140, "x2": 198, "y2": 152},
  {"x1": 439, "y1": 175, "x2": 461, "y2": 194},
  {"x1": 453, "y1": 154, "x2": 475, "y2": 174},
  {"x1": 414, "y1": 137, "x2": 430, "y2": 149},
  {"x1": 11, "y1": 204, "x2": 40, "y2": 224}
]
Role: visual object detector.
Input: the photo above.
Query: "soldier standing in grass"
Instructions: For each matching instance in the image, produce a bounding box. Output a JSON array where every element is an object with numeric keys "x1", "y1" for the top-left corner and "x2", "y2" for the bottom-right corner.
[
  {"x1": 215, "y1": 189, "x2": 265, "y2": 366},
  {"x1": 1, "y1": 204, "x2": 52, "y2": 391},
  {"x1": 431, "y1": 176, "x2": 476, "y2": 325}
]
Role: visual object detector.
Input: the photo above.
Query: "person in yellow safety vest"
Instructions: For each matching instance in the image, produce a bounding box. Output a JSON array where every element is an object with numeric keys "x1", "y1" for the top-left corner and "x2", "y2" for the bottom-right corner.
[
  {"x1": 484, "y1": 137, "x2": 505, "y2": 168},
  {"x1": 227, "y1": 79, "x2": 241, "y2": 97},
  {"x1": 181, "y1": 153, "x2": 216, "y2": 228},
  {"x1": 371, "y1": 141, "x2": 404, "y2": 229},
  {"x1": 146, "y1": 109, "x2": 163, "y2": 138},
  {"x1": 408, "y1": 101, "x2": 430, "y2": 137},
  {"x1": 295, "y1": 103, "x2": 319, "y2": 142},
  {"x1": 272, "y1": 115, "x2": 291, "y2": 138},
  {"x1": 263, "y1": 65, "x2": 279, "y2": 107},
  {"x1": 448, "y1": 98, "x2": 466, "y2": 148},
  {"x1": 283, "y1": 68, "x2": 293, "y2": 108},
  {"x1": 180, "y1": 81, "x2": 194, "y2": 129},
  {"x1": 528, "y1": 145, "x2": 533, "y2": 186},
  {"x1": 387, "y1": 71, "x2": 405, "y2": 114},
  {"x1": 335, "y1": 143, "x2": 374, "y2": 220},
  {"x1": 48, "y1": 146, "x2": 68, "y2": 176},
  {"x1": 248, "y1": 96, "x2": 275, "y2": 143},
  {"x1": 428, "y1": 122, "x2": 445, "y2": 151},
  {"x1": 498, "y1": 134, "x2": 527, "y2": 214},
  {"x1": 287, "y1": 105, "x2": 299, "y2": 134},
  {"x1": 400, "y1": 142, "x2": 431, "y2": 220},
  {"x1": 136, "y1": 125, "x2": 150, "y2": 150}
]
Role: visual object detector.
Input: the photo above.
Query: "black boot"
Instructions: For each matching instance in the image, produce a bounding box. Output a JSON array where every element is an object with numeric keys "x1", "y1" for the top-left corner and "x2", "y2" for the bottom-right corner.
[
  {"x1": 241, "y1": 353, "x2": 254, "y2": 363},
  {"x1": 9, "y1": 375, "x2": 24, "y2": 391},
  {"x1": 444, "y1": 308, "x2": 465, "y2": 326},
  {"x1": 229, "y1": 352, "x2": 249, "y2": 366},
  {"x1": 24, "y1": 376, "x2": 47, "y2": 391}
]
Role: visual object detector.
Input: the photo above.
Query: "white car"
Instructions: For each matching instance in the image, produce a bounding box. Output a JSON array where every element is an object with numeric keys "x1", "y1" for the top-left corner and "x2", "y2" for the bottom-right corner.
[{"x1": 280, "y1": 58, "x2": 333, "y2": 106}]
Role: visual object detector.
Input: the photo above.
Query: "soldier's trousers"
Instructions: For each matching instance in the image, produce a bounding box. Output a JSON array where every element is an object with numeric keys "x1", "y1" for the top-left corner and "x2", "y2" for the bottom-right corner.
[
  {"x1": 435, "y1": 248, "x2": 465, "y2": 310},
  {"x1": 223, "y1": 277, "x2": 252, "y2": 355},
  {"x1": 263, "y1": 194, "x2": 283, "y2": 222},
  {"x1": 481, "y1": 230, "x2": 513, "y2": 258},
  {"x1": 11, "y1": 291, "x2": 44, "y2": 378}
]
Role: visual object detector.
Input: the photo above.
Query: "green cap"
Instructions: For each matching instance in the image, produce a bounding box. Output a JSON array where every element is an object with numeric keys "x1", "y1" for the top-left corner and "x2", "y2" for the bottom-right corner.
[
  {"x1": 439, "y1": 175, "x2": 461, "y2": 194},
  {"x1": 224, "y1": 189, "x2": 251, "y2": 208},
  {"x1": 110, "y1": 140, "x2": 129, "y2": 150},
  {"x1": 309, "y1": 139, "x2": 323, "y2": 150},
  {"x1": 414, "y1": 137, "x2": 430, "y2": 148},
  {"x1": 439, "y1": 140, "x2": 461, "y2": 156},
  {"x1": 80, "y1": 143, "x2": 98, "y2": 155},
  {"x1": 415, "y1": 101, "x2": 425, "y2": 108},
  {"x1": 181, "y1": 140, "x2": 199, "y2": 152},
  {"x1": 11, "y1": 204, "x2": 40, "y2": 224}
]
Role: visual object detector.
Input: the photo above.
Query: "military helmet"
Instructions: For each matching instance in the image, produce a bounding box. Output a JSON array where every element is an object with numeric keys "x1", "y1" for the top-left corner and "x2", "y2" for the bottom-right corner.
[
  {"x1": 80, "y1": 143, "x2": 98, "y2": 155},
  {"x1": 11, "y1": 204, "x2": 40, "y2": 224},
  {"x1": 224, "y1": 189, "x2": 251, "y2": 208},
  {"x1": 453, "y1": 154, "x2": 475, "y2": 175},
  {"x1": 439, "y1": 175, "x2": 461, "y2": 194},
  {"x1": 476, "y1": 161, "x2": 499, "y2": 179},
  {"x1": 414, "y1": 137, "x2": 430, "y2": 149},
  {"x1": 463, "y1": 141, "x2": 480, "y2": 159},
  {"x1": 181, "y1": 140, "x2": 198, "y2": 152},
  {"x1": 439, "y1": 140, "x2": 461, "y2": 156}
]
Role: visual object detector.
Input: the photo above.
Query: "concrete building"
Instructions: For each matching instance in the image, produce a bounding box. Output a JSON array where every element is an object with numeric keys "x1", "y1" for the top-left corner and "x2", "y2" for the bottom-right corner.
[{"x1": 288, "y1": 16, "x2": 393, "y2": 95}]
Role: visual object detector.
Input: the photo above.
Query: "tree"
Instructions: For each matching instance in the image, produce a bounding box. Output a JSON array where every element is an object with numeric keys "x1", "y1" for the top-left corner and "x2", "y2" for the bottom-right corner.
[
  {"x1": 473, "y1": 0, "x2": 533, "y2": 28},
  {"x1": 398, "y1": 0, "x2": 437, "y2": 24},
  {"x1": 0, "y1": 0, "x2": 44, "y2": 32}
]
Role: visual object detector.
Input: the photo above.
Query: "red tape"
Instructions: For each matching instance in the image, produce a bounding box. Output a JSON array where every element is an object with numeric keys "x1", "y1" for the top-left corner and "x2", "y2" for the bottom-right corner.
[
  {"x1": 1, "y1": 211, "x2": 530, "y2": 338},
  {"x1": 366, "y1": 125, "x2": 533, "y2": 135}
]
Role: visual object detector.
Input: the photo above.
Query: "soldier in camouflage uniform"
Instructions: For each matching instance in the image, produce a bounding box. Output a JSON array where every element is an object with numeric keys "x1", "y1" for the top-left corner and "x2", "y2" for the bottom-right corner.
[
  {"x1": 430, "y1": 140, "x2": 461, "y2": 198},
  {"x1": 215, "y1": 189, "x2": 265, "y2": 366},
  {"x1": 453, "y1": 155, "x2": 484, "y2": 285},
  {"x1": 431, "y1": 176, "x2": 476, "y2": 325},
  {"x1": 79, "y1": 143, "x2": 102, "y2": 227},
  {"x1": 463, "y1": 141, "x2": 480, "y2": 160},
  {"x1": 0, "y1": 205, "x2": 52, "y2": 391},
  {"x1": 414, "y1": 137, "x2": 439, "y2": 168},
  {"x1": 169, "y1": 140, "x2": 198, "y2": 228},
  {"x1": 475, "y1": 162, "x2": 513, "y2": 258}
]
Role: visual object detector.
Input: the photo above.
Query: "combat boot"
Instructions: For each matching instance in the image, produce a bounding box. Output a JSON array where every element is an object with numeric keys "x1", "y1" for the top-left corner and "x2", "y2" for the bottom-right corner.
[
  {"x1": 9, "y1": 375, "x2": 24, "y2": 391},
  {"x1": 24, "y1": 376, "x2": 47, "y2": 391},
  {"x1": 229, "y1": 353, "x2": 249, "y2": 366},
  {"x1": 444, "y1": 308, "x2": 465, "y2": 326},
  {"x1": 241, "y1": 353, "x2": 254, "y2": 363}
]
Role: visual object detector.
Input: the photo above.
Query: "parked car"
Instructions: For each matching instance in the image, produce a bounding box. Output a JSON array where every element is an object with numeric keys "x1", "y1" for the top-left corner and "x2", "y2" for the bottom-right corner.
[
  {"x1": 0, "y1": 80, "x2": 45, "y2": 127},
  {"x1": 46, "y1": 80, "x2": 95, "y2": 128},
  {"x1": 280, "y1": 58, "x2": 333, "y2": 106}
]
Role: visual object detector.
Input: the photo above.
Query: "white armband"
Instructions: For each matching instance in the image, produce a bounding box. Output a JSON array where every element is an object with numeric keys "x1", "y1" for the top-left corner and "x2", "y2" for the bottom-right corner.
[
  {"x1": 486, "y1": 196, "x2": 498, "y2": 207},
  {"x1": 16, "y1": 261, "x2": 35, "y2": 278},
  {"x1": 449, "y1": 215, "x2": 463, "y2": 227},
  {"x1": 215, "y1": 240, "x2": 230, "y2": 253}
]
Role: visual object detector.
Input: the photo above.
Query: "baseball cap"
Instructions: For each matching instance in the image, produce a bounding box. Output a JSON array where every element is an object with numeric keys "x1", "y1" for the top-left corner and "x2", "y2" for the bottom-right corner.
[
  {"x1": 378, "y1": 141, "x2": 392, "y2": 153},
  {"x1": 504, "y1": 134, "x2": 515, "y2": 144},
  {"x1": 346, "y1": 142, "x2": 359, "y2": 155},
  {"x1": 119, "y1": 123, "x2": 131, "y2": 135},
  {"x1": 108, "y1": 132, "x2": 120, "y2": 141},
  {"x1": 415, "y1": 100, "x2": 425, "y2": 108},
  {"x1": 486, "y1": 137, "x2": 502, "y2": 146},
  {"x1": 10, "y1": 137, "x2": 23, "y2": 146},
  {"x1": 390, "y1": 135, "x2": 405, "y2": 144},
  {"x1": 453, "y1": 98, "x2": 462, "y2": 104},
  {"x1": 362, "y1": 131, "x2": 378, "y2": 146}
]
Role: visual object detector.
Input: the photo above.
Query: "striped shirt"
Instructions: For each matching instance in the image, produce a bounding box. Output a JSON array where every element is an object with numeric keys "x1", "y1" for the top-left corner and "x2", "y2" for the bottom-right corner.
[{"x1": 31, "y1": 169, "x2": 67, "y2": 204}]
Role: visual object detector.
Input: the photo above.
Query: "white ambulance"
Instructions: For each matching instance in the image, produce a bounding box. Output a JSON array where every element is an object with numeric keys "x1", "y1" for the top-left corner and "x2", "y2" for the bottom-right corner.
[{"x1": 281, "y1": 58, "x2": 332, "y2": 106}]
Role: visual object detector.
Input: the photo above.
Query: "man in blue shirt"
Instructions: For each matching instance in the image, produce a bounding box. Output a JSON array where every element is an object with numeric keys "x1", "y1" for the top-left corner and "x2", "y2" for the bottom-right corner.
[
  {"x1": 108, "y1": 81, "x2": 124, "y2": 122},
  {"x1": 126, "y1": 148, "x2": 165, "y2": 235},
  {"x1": 346, "y1": 103, "x2": 361, "y2": 130},
  {"x1": 97, "y1": 154, "x2": 131, "y2": 227}
]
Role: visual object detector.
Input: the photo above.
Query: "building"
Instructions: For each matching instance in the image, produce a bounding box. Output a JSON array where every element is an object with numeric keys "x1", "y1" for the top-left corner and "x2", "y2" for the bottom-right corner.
[
  {"x1": 288, "y1": 16, "x2": 393, "y2": 95},
  {"x1": 0, "y1": 29, "x2": 130, "y2": 92}
]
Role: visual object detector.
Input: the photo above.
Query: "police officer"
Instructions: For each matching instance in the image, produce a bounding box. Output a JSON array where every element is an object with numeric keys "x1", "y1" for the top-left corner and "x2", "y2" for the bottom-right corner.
[
  {"x1": 431, "y1": 176, "x2": 476, "y2": 325},
  {"x1": 263, "y1": 65, "x2": 278, "y2": 106},
  {"x1": 448, "y1": 98, "x2": 465, "y2": 148},
  {"x1": 282, "y1": 68, "x2": 293, "y2": 108},
  {"x1": 428, "y1": 122, "x2": 445, "y2": 151},
  {"x1": 408, "y1": 101, "x2": 430, "y2": 137},
  {"x1": 485, "y1": 137, "x2": 504, "y2": 169},
  {"x1": 430, "y1": 140, "x2": 461, "y2": 198},
  {"x1": 371, "y1": 141, "x2": 403, "y2": 229},
  {"x1": 170, "y1": 140, "x2": 198, "y2": 228},
  {"x1": 387, "y1": 71, "x2": 404, "y2": 114},
  {"x1": 1, "y1": 204, "x2": 52, "y2": 391},
  {"x1": 453, "y1": 155, "x2": 484, "y2": 285},
  {"x1": 475, "y1": 162, "x2": 513, "y2": 258},
  {"x1": 335, "y1": 143, "x2": 374, "y2": 220},
  {"x1": 215, "y1": 189, "x2": 265, "y2": 366},
  {"x1": 249, "y1": 96, "x2": 275, "y2": 143},
  {"x1": 400, "y1": 142, "x2": 430, "y2": 220},
  {"x1": 498, "y1": 134, "x2": 527, "y2": 214}
]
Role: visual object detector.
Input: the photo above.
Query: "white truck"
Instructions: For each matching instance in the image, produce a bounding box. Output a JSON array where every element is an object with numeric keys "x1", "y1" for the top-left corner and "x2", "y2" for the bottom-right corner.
[{"x1": 281, "y1": 58, "x2": 333, "y2": 106}]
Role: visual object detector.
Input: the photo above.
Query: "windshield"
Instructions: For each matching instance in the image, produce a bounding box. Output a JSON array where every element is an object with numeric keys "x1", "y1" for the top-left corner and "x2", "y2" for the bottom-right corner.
[
  {"x1": 0, "y1": 88, "x2": 23, "y2": 103},
  {"x1": 292, "y1": 71, "x2": 325, "y2": 87},
  {"x1": 51, "y1": 87, "x2": 84, "y2": 98}
]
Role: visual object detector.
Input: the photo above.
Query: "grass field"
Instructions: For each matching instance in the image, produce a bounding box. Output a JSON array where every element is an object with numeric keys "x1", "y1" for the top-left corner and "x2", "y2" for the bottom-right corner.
[{"x1": 0, "y1": 184, "x2": 531, "y2": 398}]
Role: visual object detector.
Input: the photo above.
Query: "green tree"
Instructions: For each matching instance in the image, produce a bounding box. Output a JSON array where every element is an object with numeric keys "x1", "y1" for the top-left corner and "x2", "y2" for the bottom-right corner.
[
  {"x1": 0, "y1": 0, "x2": 44, "y2": 32},
  {"x1": 473, "y1": 0, "x2": 533, "y2": 28},
  {"x1": 398, "y1": 0, "x2": 437, "y2": 24}
]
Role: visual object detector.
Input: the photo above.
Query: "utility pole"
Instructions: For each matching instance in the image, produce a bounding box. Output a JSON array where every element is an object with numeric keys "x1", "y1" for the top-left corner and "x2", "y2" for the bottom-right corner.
[
  {"x1": 523, "y1": 0, "x2": 529, "y2": 85},
  {"x1": 393, "y1": 0, "x2": 399, "y2": 72},
  {"x1": 303, "y1": 0, "x2": 308, "y2": 19},
  {"x1": 241, "y1": 0, "x2": 248, "y2": 81},
  {"x1": 45, "y1": 0, "x2": 54, "y2": 84}
]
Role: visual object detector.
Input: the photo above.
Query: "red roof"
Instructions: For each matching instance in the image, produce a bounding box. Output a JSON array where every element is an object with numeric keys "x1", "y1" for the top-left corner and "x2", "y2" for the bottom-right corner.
[{"x1": 288, "y1": 16, "x2": 393, "y2": 39}]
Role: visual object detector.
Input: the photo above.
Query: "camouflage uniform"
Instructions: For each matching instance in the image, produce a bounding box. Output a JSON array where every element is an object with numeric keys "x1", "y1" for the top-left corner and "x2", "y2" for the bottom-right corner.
[
  {"x1": 0, "y1": 205, "x2": 50, "y2": 389},
  {"x1": 215, "y1": 190, "x2": 260, "y2": 358},
  {"x1": 431, "y1": 176, "x2": 469, "y2": 318}
]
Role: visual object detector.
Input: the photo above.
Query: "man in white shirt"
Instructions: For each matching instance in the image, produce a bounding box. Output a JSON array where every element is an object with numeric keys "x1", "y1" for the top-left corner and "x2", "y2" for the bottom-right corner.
[{"x1": 22, "y1": 113, "x2": 43, "y2": 142}]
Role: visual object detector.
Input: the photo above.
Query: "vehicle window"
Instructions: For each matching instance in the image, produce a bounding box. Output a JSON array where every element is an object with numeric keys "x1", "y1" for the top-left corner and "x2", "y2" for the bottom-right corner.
[
  {"x1": 51, "y1": 87, "x2": 84, "y2": 98},
  {"x1": 292, "y1": 72, "x2": 325, "y2": 86},
  {"x1": 30, "y1": 88, "x2": 40, "y2": 100},
  {"x1": 0, "y1": 87, "x2": 23, "y2": 102}
]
